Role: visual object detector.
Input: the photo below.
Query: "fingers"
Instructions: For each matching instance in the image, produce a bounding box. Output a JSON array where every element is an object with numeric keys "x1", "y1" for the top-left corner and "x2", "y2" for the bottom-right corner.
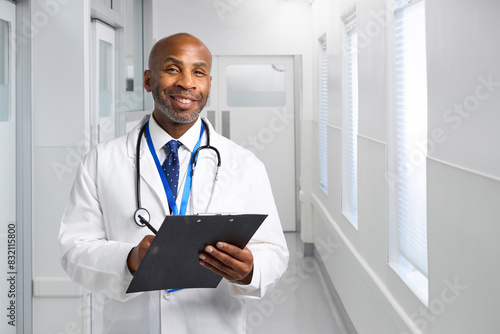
[
  {"x1": 199, "y1": 243, "x2": 254, "y2": 284},
  {"x1": 127, "y1": 235, "x2": 155, "y2": 275},
  {"x1": 138, "y1": 235, "x2": 155, "y2": 257}
]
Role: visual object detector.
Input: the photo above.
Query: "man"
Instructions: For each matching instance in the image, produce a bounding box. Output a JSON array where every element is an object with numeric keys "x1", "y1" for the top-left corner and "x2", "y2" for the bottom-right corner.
[{"x1": 59, "y1": 33, "x2": 289, "y2": 334}]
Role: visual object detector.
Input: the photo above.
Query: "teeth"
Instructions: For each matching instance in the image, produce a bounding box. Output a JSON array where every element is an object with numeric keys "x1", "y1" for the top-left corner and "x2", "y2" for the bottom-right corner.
[{"x1": 175, "y1": 97, "x2": 193, "y2": 104}]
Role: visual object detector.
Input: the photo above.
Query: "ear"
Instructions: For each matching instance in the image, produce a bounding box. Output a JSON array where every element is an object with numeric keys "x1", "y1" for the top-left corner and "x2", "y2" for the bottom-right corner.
[{"x1": 144, "y1": 70, "x2": 152, "y2": 92}]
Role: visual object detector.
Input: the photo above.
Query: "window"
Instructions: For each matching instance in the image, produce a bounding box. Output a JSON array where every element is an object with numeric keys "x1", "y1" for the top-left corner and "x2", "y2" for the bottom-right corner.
[
  {"x1": 388, "y1": 0, "x2": 428, "y2": 304},
  {"x1": 91, "y1": 20, "x2": 116, "y2": 145},
  {"x1": 123, "y1": 0, "x2": 144, "y2": 111},
  {"x1": 342, "y1": 15, "x2": 359, "y2": 228},
  {"x1": 99, "y1": 40, "x2": 113, "y2": 118},
  {"x1": 319, "y1": 36, "x2": 328, "y2": 193},
  {"x1": 96, "y1": 0, "x2": 112, "y2": 8},
  {"x1": 0, "y1": 19, "x2": 9, "y2": 121},
  {"x1": 226, "y1": 64, "x2": 286, "y2": 107}
]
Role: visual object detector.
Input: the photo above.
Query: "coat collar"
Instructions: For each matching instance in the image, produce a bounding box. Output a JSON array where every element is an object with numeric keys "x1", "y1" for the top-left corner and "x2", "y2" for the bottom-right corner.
[
  {"x1": 126, "y1": 115, "x2": 217, "y2": 216},
  {"x1": 126, "y1": 114, "x2": 168, "y2": 215},
  {"x1": 126, "y1": 115, "x2": 211, "y2": 159},
  {"x1": 126, "y1": 114, "x2": 147, "y2": 158}
]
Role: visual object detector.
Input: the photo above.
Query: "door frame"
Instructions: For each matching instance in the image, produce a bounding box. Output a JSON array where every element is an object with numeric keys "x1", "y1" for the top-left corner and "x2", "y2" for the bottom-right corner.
[
  {"x1": 91, "y1": 19, "x2": 116, "y2": 146},
  {"x1": 203, "y1": 55, "x2": 302, "y2": 232},
  {"x1": 4, "y1": 0, "x2": 34, "y2": 332},
  {"x1": 293, "y1": 55, "x2": 302, "y2": 233}
]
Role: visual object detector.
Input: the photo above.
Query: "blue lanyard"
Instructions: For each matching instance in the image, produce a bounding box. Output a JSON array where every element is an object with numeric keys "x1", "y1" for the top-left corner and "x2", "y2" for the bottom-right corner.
[{"x1": 144, "y1": 120, "x2": 205, "y2": 216}]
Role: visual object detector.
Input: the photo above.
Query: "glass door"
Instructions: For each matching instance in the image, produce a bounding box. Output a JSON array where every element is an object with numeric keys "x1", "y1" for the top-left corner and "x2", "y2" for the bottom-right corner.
[
  {"x1": 202, "y1": 56, "x2": 297, "y2": 231},
  {"x1": 91, "y1": 20, "x2": 116, "y2": 145},
  {"x1": 0, "y1": 1, "x2": 17, "y2": 333}
]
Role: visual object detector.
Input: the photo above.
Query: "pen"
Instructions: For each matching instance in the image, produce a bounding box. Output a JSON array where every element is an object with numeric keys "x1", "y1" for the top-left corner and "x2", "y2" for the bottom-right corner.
[{"x1": 138, "y1": 215, "x2": 157, "y2": 235}]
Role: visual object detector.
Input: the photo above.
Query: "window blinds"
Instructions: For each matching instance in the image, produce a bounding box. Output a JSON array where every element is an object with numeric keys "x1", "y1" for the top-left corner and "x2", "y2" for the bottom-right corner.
[
  {"x1": 394, "y1": 0, "x2": 428, "y2": 276},
  {"x1": 345, "y1": 25, "x2": 359, "y2": 221},
  {"x1": 319, "y1": 39, "x2": 328, "y2": 193}
]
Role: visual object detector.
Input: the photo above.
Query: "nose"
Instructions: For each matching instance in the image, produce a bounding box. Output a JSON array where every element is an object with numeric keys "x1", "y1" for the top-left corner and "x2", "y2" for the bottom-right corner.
[{"x1": 175, "y1": 72, "x2": 195, "y2": 90}]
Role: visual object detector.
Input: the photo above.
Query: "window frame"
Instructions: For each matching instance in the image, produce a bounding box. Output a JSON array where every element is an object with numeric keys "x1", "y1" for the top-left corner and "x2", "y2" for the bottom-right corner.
[
  {"x1": 341, "y1": 13, "x2": 359, "y2": 228},
  {"x1": 386, "y1": 0, "x2": 429, "y2": 305},
  {"x1": 318, "y1": 34, "x2": 328, "y2": 194}
]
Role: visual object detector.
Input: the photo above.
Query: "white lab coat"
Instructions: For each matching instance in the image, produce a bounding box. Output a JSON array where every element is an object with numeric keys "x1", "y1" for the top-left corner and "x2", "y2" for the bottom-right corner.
[{"x1": 59, "y1": 116, "x2": 289, "y2": 334}]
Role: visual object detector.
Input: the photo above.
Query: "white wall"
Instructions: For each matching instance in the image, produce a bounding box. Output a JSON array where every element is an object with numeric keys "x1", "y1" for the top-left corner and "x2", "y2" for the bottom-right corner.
[
  {"x1": 425, "y1": 0, "x2": 500, "y2": 332},
  {"x1": 426, "y1": 0, "x2": 500, "y2": 179},
  {"x1": 307, "y1": 0, "x2": 500, "y2": 333},
  {"x1": 150, "y1": 0, "x2": 311, "y2": 55},
  {"x1": 150, "y1": 0, "x2": 313, "y2": 118},
  {"x1": 31, "y1": 0, "x2": 90, "y2": 333}
]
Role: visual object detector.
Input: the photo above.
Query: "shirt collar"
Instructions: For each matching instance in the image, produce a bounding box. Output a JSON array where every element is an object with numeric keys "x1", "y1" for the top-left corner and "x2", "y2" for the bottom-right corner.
[{"x1": 149, "y1": 115, "x2": 202, "y2": 154}]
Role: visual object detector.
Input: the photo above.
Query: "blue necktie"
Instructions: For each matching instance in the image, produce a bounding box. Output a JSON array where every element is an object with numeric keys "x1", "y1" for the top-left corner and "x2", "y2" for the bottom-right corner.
[{"x1": 162, "y1": 140, "x2": 181, "y2": 201}]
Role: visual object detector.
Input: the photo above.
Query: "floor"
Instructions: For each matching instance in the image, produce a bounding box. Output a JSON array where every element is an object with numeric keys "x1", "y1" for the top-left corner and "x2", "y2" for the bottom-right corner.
[{"x1": 246, "y1": 232, "x2": 349, "y2": 334}]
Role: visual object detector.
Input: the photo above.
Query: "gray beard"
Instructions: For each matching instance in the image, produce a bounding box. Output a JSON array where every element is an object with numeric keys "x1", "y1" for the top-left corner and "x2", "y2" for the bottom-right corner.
[{"x1": 152, "y1": 88, "x2": 204, "y2": 124}]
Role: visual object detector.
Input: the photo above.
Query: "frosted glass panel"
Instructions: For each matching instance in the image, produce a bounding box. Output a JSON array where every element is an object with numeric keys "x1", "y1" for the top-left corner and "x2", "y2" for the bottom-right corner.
[
  {"x1": 97, "y1": 0, "x2": 112, "y2": 8},
  {"x1": 226, "y1": 64, "x2": 286, "y2": 107},
  {"x1": 0, "y1": 20, "x2": 9, "y2": 121},
  {"x1": 99, "y1": 40, "x2": 112, "y2": 117},
  {"x1": 123, "y1": 0, "x2": 144, "y2": 111}
]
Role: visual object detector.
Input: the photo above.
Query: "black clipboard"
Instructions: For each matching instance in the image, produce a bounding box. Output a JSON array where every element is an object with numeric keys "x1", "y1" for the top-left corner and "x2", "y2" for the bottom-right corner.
[{"x1": 126, "y1": 214, "x2": 267, "y2": 293}]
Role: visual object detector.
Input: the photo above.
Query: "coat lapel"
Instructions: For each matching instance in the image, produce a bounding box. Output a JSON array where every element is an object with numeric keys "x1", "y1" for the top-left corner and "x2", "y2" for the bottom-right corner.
[
  {"x1": 127, "y1": 115, "x2": 170, "y2": 216},
  {"x1": 191, "y1": 119, "x2": 227, "y2": 213}
]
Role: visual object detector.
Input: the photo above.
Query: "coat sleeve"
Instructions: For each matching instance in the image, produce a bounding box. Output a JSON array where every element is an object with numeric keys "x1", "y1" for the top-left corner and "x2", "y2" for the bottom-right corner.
[
  {"x1": 228, "y1": 159, "x2": 289, "y2": 299},
  {"x1": 58, "y1": 148, "x2": 138, "y2": 302}
]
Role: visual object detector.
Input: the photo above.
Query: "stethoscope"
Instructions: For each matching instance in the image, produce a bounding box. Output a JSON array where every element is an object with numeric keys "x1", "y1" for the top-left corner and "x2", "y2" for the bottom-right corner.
[{"x1": 133, "y1": 118, "x2": 221, "y2": 234}]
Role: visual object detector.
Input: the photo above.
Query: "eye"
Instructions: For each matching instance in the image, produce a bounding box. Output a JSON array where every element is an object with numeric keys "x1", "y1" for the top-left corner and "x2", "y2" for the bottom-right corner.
[
  {"x1": 194, "y1": 70, "x2": 206, "y2": 77},
  {"x1": 164, "y1": 67, "x2": 179, "y2": 74}
]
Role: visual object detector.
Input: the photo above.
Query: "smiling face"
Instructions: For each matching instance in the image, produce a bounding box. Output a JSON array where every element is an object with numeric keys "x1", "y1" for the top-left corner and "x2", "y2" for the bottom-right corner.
[{"x1": 144, "y1": 34, "x2": 212, "y2": 134}]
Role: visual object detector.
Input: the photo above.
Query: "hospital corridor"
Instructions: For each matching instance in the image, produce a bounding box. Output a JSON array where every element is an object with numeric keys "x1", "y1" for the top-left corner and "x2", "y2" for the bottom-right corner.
[
  {"x1": 1, "y1": 0, "x2": 499, "y2": 333},
  {"x1": 245, "y1": 232, "x2": 351, "y2": 333}
]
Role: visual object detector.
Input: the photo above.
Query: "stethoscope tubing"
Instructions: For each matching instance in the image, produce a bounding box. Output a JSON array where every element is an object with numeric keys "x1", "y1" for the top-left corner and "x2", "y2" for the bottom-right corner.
[
  {"x1": 134, "y1": 118, "x2": 221, "y2": 230},
  {"x1": 136, "y1": 123, "x2": 148, "y2": 211}
]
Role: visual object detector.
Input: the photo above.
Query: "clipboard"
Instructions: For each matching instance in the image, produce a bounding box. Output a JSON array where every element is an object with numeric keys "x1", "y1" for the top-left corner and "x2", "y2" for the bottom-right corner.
[{"x1": 126, "y1": 214, "x2": 267, "y2": 293}]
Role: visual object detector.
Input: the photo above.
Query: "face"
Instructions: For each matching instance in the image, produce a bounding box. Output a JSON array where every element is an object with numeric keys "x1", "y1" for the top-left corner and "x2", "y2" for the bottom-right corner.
[{"x1": 145, "y1": 36, "x2": 212, "y2": 125}]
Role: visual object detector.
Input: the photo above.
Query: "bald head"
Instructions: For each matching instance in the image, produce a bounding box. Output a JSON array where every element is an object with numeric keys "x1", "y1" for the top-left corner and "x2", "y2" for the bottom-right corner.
[
  {"x1": 148, "y1": 33, "x2": 212, "y2": 73},
  {"x1": 144, "y1": 32, "x2": 213, "y2": 136}
]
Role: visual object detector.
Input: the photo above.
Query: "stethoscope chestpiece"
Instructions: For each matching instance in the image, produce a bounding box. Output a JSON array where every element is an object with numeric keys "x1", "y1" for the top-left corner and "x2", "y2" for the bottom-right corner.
[{"x1": 134, "y1": 208, "x2": 151, "y2": 227}]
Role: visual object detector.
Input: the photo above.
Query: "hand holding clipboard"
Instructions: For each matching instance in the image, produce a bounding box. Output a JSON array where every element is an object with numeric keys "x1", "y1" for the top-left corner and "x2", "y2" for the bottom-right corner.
[{"x1": 126, "y1": 214, "x2": 267, "y2": 293}]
